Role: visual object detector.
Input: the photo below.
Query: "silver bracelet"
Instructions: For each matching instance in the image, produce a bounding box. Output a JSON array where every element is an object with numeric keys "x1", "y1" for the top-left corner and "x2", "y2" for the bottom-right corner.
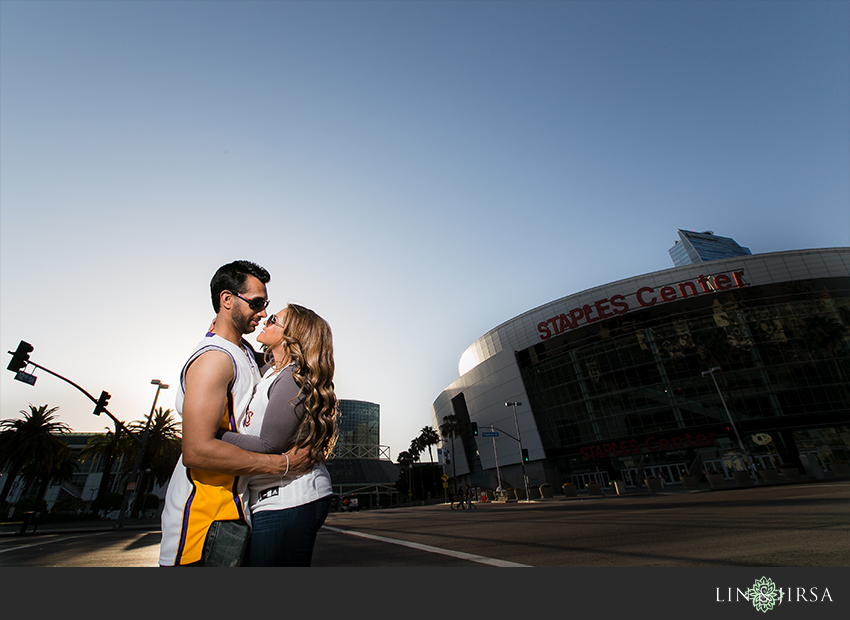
[{"x1": 284, "y1": 452, "x2": 290, "y2": 477}]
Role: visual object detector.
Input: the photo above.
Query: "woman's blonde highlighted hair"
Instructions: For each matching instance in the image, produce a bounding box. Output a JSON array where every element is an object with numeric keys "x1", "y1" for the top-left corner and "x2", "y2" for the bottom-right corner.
[{"x1": 269, "y1": 303, "x2": 338, "y2": 462}]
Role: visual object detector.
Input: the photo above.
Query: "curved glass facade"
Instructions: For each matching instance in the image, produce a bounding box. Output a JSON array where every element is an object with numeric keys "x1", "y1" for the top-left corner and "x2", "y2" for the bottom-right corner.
[
  {"x1": 431, "y1": 248, "x2": 850, "y2": 492},
  {"x1": 517, "y1": 276, "x2": 850, "y2": 484}
]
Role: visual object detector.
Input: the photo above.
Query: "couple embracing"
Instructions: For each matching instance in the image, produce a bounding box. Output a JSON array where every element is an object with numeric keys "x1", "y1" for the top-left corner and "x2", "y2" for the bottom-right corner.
[{"x1": 158, "y1": 260, "x2": 337, "y2": 567}]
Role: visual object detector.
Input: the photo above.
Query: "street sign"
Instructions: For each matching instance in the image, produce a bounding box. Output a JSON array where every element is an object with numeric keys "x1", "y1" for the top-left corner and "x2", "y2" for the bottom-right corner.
[
  {"x1": 441, "y1": 474, "x2": 448, "y2": 481},
  {"x1": 14, "y1": 371, "x2": 37, "y2": 386},
  {"x1": 482, "y1": 431, "x2": 499, "y2": 437}
]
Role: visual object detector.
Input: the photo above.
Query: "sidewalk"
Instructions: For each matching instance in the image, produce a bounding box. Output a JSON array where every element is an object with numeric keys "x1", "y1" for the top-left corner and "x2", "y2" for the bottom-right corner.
[
  {"x1": 0, "y1": 516, "x2": 161, "y2": 537},
  {"x1": 4, "y1": 477, "x2": 844, "y2": 533},
  {"x1": 479, "y1": 474, "x2": 846, "y2": 504}
]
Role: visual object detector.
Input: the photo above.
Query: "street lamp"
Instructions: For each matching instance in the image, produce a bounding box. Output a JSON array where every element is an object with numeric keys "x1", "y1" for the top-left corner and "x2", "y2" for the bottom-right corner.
[
  {"x1": 701, "y1": 367, "x2": 758, "y2": 479},
  {"x1": 490, "y1": 425, "x2": 503, "y2": 492},
  {"x1": 505, "y1": 401, "x2": 531, "y2": 502},
  {"x1": 116, "y1": 379, "x2": 169, "y2": 529}
]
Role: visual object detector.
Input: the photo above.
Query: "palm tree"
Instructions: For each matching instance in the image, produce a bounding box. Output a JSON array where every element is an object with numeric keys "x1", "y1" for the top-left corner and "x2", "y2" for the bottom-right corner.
[
  {"x1": 26, "y1": 441, "x2": 77, "y2": 510},
  {"x1": 418, "y1": 426, "x2": 440, "y2": 463},
  {"x1": 408, "y1": 437, "x2": 426, "y2": 499},
  {"x1": 124, "y1": 408, "x2": 182, "y2": 517},
  {"x1": 409, "y1": 436, "x2": 424, "y2": 461},
  {"x1": 80, "y1": 422, "x2": 124, "y2": 513},
  {"x1": 0, "y1": 404, "x2": 76, "y2": 510},
  {"x1": 418, "y1": 425, "x2": 441, "y2": 497},
  {"x1": 439, "y1": 414, "x2": 464, "y2": 485},
  {"x1": 396, "y1": 450, "x2": 414, "y2": 502}
]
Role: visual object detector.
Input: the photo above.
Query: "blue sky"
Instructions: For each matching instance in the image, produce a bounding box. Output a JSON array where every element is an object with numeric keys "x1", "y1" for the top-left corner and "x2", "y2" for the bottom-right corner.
[{"x1": 1, "y1": 0, "x2": 848, "y2": 461}]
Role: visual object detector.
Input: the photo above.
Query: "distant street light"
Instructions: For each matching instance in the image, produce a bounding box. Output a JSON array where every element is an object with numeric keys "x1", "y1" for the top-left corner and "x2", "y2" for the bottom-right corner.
[
  {"x1": 505, "y1": 401, "x2": 531, "y2": 502},
  {"x1": 116, "y1": 379, "x2": 169, "y2": 529},
  {"x1": 701, "y1": 367, "x2": 758, "y2": 479},
  {"x1": 490, "y1": 425, "x2": 503, "y2": 491}
]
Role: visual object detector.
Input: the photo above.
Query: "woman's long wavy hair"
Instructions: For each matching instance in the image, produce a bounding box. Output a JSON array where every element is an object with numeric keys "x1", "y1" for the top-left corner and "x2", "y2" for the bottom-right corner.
[{"x1": 267, "y1": 303, "x2": 338, "y2": 462}]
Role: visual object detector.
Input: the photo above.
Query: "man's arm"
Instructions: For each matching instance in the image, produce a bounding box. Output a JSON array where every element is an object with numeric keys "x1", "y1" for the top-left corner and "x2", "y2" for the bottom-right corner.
[
  {"x1": 218, "y1": 371, "x2": 315, "y2": 475},
  {"x1": 180, "y1": 350, "x2": 290, "y2": 476}
]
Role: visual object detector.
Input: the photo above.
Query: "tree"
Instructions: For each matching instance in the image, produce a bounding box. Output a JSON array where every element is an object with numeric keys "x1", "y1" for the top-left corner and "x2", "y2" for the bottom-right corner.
[
  {"x1": 396, "y1": 450, "x2": 414, "y2": 502},
  {"x1": 439, "y1": 414, "x2": 464, "y2": 484},
  {"x1": 408, "y1": 436, "x2": 424, "y2": 462},
  {"x1": 418, "y1": 426, "x2": 441, "y2": 496},
  {"x1": 418, "y1": 426, "x2": 440, "y2": 463},
  {"x1": 80, "y1": 422, "x2": 124, "y2": 514},
  {"x1": 123, "y1": 408, "x2": 182, "y2": 518},
  {"x1": 0, "y1": 404, "x2": 76, "y2": 510},
  {"x1": 408, "y1": 437, "x2": 426, "y2": 499},
  {"x1": 25, "y1": 439, "x2": 77, "y2": 513}
]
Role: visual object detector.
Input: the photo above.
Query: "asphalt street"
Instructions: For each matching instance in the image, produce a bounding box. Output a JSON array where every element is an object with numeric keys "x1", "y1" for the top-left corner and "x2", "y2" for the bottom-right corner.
[{"x1": 2, "y1": 480, "x2": 847, "y2": 568}]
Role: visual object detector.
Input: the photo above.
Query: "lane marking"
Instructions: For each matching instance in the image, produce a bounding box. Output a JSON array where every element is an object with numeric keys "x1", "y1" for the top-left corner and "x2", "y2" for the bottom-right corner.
[{"x1": 321, "y1": 525, "x2": 531, "y2": 567}]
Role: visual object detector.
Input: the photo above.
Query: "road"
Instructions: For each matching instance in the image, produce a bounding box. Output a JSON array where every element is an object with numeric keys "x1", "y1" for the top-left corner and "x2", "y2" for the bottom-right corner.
[
  {"x1": 1, "y1": 481, "x2": 848, "y2": 567},
  {"x1": 313, "y1": 481, "x2": 849, "y2": 567}
]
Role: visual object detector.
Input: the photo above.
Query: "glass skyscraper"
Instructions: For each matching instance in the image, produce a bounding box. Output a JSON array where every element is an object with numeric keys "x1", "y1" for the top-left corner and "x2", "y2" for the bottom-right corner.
[
  {"x1": 327, "y1": 399, "x2": 399, "y2": 509},
  {"x1": 335, "y1": 399, "x2": 381, "y2": 459},
  {"x1": 669, "y1": 229, "x2": 752, "y2": 267}
]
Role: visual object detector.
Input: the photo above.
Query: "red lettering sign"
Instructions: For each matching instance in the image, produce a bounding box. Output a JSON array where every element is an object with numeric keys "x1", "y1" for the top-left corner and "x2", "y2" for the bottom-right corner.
[{"x1": 539, "y1": 270, "x2": 748, "y2": 340}]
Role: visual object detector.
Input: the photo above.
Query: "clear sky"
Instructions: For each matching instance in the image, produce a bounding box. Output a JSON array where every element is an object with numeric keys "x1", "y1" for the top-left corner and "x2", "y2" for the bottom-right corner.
[{"x1": 1, "y1": 0, "x2": 848, "y2": 461}]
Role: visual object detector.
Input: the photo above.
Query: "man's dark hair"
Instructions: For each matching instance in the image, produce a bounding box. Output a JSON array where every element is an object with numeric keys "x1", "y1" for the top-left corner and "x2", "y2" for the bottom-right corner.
[{"x1": 210, "y1": 260, "x2": 271, "y2": 312}]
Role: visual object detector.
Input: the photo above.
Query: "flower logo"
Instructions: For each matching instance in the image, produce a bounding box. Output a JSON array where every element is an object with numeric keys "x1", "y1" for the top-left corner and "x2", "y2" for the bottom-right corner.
[{"x1": 747, "y1": 577, "x2": 784, "y2": 613}]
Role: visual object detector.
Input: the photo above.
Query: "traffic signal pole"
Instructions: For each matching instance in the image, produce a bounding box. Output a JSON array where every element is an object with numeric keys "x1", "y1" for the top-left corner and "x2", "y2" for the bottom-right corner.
[
  {"x1": 505, "y1": 402, "x2": 532, "y2": 503},
  {"x1": 116, "y1": 380, "x2": 168, "y2": 529},
  {"x1": 6, "y1": 343, "x2": 139, "y2": 444}
]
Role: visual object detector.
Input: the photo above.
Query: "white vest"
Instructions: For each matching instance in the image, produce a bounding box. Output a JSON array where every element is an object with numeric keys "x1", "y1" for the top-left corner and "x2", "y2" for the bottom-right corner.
[
  {"x1": 241, "y1": 366, "x2": 332, "y2": 513},
  {"x1": 159, "y1": 333, "x2": 261, "y2": 566}
]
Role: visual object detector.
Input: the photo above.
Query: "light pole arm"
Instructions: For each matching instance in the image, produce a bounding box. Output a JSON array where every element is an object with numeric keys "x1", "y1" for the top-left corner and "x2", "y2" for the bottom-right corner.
[
  {"x1": 25, "y1": 360, "x2": 139, "y2": 444},
  {"x1": 488, "y1": 425, "x2": 519, "y2": 443}
]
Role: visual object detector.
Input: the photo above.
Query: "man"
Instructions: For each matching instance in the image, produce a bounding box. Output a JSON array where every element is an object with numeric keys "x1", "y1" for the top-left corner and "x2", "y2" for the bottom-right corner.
[{"x1": 159, "y1": 260, "x2": 311, "y2": 567}]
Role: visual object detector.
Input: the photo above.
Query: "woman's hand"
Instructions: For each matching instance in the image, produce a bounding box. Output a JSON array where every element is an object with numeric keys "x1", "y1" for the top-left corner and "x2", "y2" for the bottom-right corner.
[{"x1": 284, "y1": 445, "x2": 314, "y2": 475}]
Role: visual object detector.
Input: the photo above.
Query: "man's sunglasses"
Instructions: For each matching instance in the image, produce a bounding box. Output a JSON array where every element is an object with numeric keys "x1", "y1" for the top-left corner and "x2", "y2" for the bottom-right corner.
[{"x1": 230, "y1": 291, "x2": 270, "y2": 311}]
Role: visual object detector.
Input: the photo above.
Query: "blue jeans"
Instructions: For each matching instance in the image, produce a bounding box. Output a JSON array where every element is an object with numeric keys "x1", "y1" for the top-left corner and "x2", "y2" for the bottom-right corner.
[
  {"x1": 245, "y1": 496, "x2": 331, "y2": 567},
  {"x1": 201, "y1": 519, "x2": 250, "y2": 567}
]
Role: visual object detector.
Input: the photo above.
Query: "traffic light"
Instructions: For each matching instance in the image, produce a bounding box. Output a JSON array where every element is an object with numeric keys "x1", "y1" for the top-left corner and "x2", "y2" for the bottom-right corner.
[
  {"x1": 93, "y1": 391, "x2": 111, "y2": 416},
  {"x1": 521, "y1": 448, "x2": 529, "y2": 463},
  {"x1": 471, "y1": 422, "x2": 478, "y2": 436},
  {"x1": 7, "y1": 341, "x2": 33, "y2": 372}
]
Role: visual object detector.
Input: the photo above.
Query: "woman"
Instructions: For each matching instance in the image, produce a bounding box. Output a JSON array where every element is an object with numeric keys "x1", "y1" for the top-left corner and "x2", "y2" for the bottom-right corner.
[{"x1": 219, "y1": 303, "x2": 338, "y2": 566}]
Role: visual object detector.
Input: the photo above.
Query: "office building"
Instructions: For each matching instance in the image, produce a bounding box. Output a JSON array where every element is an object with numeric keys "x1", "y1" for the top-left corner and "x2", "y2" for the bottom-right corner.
[
  {"x1": 325, "y1": 399, "x2": 399, "y2": 508},
  {"x1": 669, "y1": 229, "x2": 752, "y2": 267}
]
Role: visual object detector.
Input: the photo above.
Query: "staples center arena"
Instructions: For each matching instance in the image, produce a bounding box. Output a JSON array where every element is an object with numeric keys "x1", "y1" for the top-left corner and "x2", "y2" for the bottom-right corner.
[{"x1": 430, "y1": 234, "x2": 850, "y2": 492}]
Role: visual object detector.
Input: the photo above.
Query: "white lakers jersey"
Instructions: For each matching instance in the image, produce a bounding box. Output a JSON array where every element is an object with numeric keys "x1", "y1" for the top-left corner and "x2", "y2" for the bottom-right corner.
[{"x1": 158, "y1": 333, "x2": 261, "y2": 566}]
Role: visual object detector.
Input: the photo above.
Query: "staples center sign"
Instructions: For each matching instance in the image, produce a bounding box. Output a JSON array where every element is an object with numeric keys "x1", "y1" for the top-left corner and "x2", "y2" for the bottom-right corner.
[{"x1": 537, "y1": 269, "x2": 748, "y2": 341}]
